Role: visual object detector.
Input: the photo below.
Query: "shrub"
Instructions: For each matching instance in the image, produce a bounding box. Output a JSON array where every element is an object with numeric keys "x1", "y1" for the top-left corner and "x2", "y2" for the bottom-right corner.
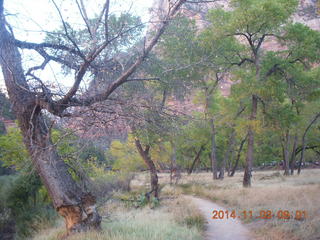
[
  {"x1": 0, "y1": 173, "x2": 57, "y2": 239},
  {"x1": 89, "y1": 168, "x2": 134, "y2": 200}
]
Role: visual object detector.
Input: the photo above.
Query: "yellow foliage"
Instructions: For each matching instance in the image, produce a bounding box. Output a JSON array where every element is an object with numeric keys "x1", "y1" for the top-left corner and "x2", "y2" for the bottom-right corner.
[
  {"x1": 109, "y1": 135, "x2": 173, "y2": 171},
  {"x1": 235, "y1": 119, "x2": 263, "y2": 136},
  {"x1": 109, "y1": 135, "x2": 145, "y2": 172},
  {"x1": 150, "y1": 141, "x2": 172, "y2": 169}
]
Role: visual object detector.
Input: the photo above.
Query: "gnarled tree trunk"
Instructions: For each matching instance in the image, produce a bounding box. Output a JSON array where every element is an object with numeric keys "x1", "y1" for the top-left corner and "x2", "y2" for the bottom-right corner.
[
  {"x1": 0, "y1": 3, "x2": 101, "y2": 233},
  {"x1": 0, "y1": 0, "x2": 190, "y2": 233},
  {"x1": 134, "y1": 138, "x2": 159, "y2": 200}
]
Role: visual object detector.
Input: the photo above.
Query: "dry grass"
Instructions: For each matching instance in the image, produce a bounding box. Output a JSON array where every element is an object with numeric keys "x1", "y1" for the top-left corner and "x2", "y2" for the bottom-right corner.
[
  {"x1": 31, "y1": 169, "x2": 320, "y2": 240},
  {"x1": 31, "y1": 196, "x2": 203, "y2": 240},
  {"x1": 172, "y1": 169, "x2": 320, "y2": 240}
]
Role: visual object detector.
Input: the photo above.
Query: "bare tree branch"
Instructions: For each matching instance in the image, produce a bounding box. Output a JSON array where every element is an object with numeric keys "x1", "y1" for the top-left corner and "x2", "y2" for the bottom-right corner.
[
  {"x1": 51, "y1": 0, "x2": 85, "y2": 59},
  {"x1": 75, "y1": 0, "x2": 93, "y2": 38},
  {"x1": 65, "y1": 0, "x2": 187, "y2": 108},
  {"x1": 104, "y1": 0, "x2": 110, "y2": 41},
  {"x1": 14, "y1": 40, "x2": 80, "y2": 56}
]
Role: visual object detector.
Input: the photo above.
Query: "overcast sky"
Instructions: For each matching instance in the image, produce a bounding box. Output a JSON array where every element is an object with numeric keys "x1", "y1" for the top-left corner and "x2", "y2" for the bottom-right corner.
[{"x1": 0, "y1": 0, "x2": 154, "y2": 91}]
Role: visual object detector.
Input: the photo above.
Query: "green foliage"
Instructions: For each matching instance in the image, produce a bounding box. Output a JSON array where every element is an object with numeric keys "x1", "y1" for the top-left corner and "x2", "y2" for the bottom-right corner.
[
  {"x1": 150, "y1": 196, "x2": 160, "y2": 209},
  {"x1": 79, "y1": 144, "x2": 106, "y2": 164},
  {"x1": 158, "y1": 16, "x2": 204, "y2": 93},
  {"x1": 6, "y1": 172, "x2": 42, "y2": 212},
  {"x1": 284, "y1": 23, "x2": 320, "y2": 63},
  {"x1": 51, "y1": 128, "x2": 78, "y2": 160},
  {"x1": 205, "y1": 0, "x2": 298, "y2": 39},
  {"x1": 135, "y1": 193, "x2": 149, "y2": 208},
  {"x1": 198, "y1": 0, "x2": 320, "y2": 169},
  {"x1": 255, "y1": 130, "x2": 282, "y2": 165},
  {"x1": 0, "y1": 175, "x2": 16, "y2": 231},
  {"x1": 0, "y1": 129, "x2": 53, "y2": 238},
  {"x1": 45, "y1": 12, "x2": 144, "y2": 75},
  {"x1": 0, "y1": 127, "x2": 30, "y2": 170},
  {"x1": 153, "y1": 0, "x2": 320, "y2": 172},
  {"x1": 0, "y1": 173, "x2": 56, "y2": 239},
  {"x1": 175, "y1": 120, "x2": 210, "y2": 169},
  {"x1": 117, "y1": 191, "x2": 160, "y2": 209},
  {"x1": 51, "y1": 128, "x2": 87, "y2": 180}
]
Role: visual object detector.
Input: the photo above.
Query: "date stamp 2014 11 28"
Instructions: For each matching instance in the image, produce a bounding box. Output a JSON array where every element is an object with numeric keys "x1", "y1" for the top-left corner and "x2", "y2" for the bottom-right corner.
[{"x1": 212, "y1": 209, "x2": 307, "y2": 220}]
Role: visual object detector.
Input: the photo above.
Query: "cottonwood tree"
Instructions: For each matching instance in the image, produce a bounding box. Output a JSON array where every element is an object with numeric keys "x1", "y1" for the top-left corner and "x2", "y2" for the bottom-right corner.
[
  {"x1": 266, "y1": 103, "x2": 299, "y2": 175},
  {"x1": 216, "y1": 96, "x2": 247, "y2": 178},
  {"x1": 130, "y1": 87, "x2": 181, "y2": 200},
  {"x1": 78, "y1": 45, "x2": 186, "y2": 199},
  {"x1": 0, "y1": 0, "x2": 188, "y2": 233},
  {"x1": 205, "y1": 0, "x2": 320, "y2": 186},
  {"x1": 158, "y1": 14, "x2": 242, "y2": 179}
]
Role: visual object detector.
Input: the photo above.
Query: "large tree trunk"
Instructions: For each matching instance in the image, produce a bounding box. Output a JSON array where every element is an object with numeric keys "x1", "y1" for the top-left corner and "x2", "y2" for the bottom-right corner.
[
  {"x1": 210, "y1": 118, "x2": 219, "y2": 179},
  {"x1": 281, "y1": 131, "x2": 290, "y2": 176},
  {"x1": 134, "y1": 139, "x2": 159, "y2": 200},
  {"x1": 0, "y1": 7, "x2": 101, "y2": 233},
  {"x1": 170, "y1": 142, "x2": 181, "y2": 184},
  {"x1": 226, "y1": 143, "x2": 235, "y2": 177},
  {"x1": 204, "y1": 87, "x2": 218, "y2": 180},
  {"x1": 290, "y1": 133, "x2": 298, "y2": 175},
  {"x1": 243, "y1": 95, "x2": 257, "y2": 187},
  {"x1": 188, "y1": 145, "x2": 204, "y2": 175}
]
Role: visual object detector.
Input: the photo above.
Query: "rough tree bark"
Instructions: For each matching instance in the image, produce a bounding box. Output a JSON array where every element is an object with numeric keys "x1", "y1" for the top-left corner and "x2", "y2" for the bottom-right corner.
[
  {"x1": 281, "y1": 130, "x2": 290, "y2": 176},
  {"x1": 203, "y1": 82, "x2": 219, "y2": 180},
  {"x1": 227, "y1": 150, "x2": 234, "y2": 177},
  {"x1": 290, "y1": 133, "x2": 298, "y2": 175},
  {"x1": 0, "y1": 1, "x2": 101, "y2": 233},
  {"x1": 170, "y1": 142, "x2": 181, "y2": 184},
  {"x1": 134, "y1": 138, "x2": 159, "y2": 200},
  {"x1": 210, "y1": 118, "x2": 219, "y2": 179},
  {"x1": 243, "y1": 95, "x2": 257, "y2": 187}
]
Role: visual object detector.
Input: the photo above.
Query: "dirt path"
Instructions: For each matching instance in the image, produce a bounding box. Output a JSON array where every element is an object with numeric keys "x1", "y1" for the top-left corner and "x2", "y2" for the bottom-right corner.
[{"x1": 185, "y1": 196, "x2": 252, "y2": 240}]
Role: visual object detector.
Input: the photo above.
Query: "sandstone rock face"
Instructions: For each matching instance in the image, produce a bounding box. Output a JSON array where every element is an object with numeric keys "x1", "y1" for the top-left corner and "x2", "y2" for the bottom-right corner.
[
  {"x1": 151, "y1": 0, "x2": 320, "y2": 31},
  {"x1": 294, "y1": 0, "x2": 320, "y2": 30}
]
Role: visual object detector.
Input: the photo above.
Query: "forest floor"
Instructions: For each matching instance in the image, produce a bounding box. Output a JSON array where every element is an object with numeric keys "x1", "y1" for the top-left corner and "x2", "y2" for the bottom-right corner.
[
  {"x1": 31, "y1": 169, "x2": 320, "y2": 240},
  {"x1": 31, "y1": 195, "x2": 204, "y2": 240},
  {"x1": 164, "y1": 169, "x2": 320, "y2": 240}
]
